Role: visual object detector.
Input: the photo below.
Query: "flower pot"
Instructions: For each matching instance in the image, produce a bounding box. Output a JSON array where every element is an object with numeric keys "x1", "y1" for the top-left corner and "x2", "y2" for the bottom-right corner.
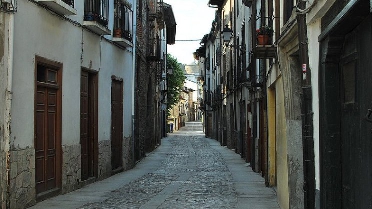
[
  {"x1": 257, "y1": 34, "x2": 271, "y2": 45},
  {"x1": 114, "y1": 29, "x2": 122, "y2": 38}
]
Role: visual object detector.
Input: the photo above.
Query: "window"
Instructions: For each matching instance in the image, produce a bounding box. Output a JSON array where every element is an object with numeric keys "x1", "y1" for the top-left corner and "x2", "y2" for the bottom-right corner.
[
  {"x1": 37, "y1": 64, "x2": 58, "y2": 84},
  {"x1": 284, "y1": 0, "x2": 295, "y2": 23},
  {"x1": 84, "y1": 0, "x2": 109, "y2": 27}
]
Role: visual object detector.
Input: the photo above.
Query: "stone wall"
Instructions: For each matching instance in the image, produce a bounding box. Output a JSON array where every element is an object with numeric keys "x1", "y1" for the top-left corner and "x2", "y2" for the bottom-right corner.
[
  {"x1": 122, "y1": 136, "x2": 134, "y2": 171},
  {"x1": 98, "y1": 140, "x2": 111, "y2": 179},
  {"x1": 8, "y1": 148, "x2": 35, "y2": 209},
  {"x1": 62, "y1": 144, "x2": 81, "y2": 193}
]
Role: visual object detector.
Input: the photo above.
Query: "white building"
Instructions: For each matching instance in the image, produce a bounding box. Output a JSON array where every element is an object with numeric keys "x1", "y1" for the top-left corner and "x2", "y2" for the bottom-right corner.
[{"x1": 0, "y1": 0, "x2": 135, "y2": 207}]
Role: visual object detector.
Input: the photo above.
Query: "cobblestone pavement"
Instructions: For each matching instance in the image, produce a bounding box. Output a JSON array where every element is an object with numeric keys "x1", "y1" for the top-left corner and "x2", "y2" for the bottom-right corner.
[{"x1": 31, "y1": 122, "x2": 280, "y2": 209}]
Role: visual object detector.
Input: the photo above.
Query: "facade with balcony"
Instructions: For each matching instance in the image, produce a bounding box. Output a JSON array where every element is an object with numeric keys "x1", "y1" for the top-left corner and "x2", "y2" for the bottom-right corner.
[
  {"x1": 202, "y1": 0, "x2": 372, "y2": 209},
  {"x1": 0, "y1": 0, "x2": 176, "y2": 208},
  {"x1": 204, "y1": 0, "x2": 307, "y2": 208},
  {"x1": 134, "y1": 0, "x2": 175, "y2": 160},
  {"x1": 203, "y1": 0, "x2": 309, "y2": 209},
  {"x1": 0, "y1": 0, "x2": 138, "y2": 207}
]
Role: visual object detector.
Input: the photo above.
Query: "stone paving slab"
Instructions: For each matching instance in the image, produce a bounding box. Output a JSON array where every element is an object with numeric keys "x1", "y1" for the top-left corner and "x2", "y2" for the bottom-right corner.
[{"x1": 29, "y1": 122, "x2": 279, "y2": 209}]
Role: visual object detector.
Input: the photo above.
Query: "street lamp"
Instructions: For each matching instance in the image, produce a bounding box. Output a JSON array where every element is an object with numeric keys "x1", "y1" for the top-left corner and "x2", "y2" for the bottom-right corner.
[
  {"x1": 222, "y1": 24, "x2": 233, "y2": 44},
  {"x1": 167, "y1": 68, "x2": 173, "y2": 75},
  {"x1": 222, "y1": 24, "x2": 246, "y2": 52}
]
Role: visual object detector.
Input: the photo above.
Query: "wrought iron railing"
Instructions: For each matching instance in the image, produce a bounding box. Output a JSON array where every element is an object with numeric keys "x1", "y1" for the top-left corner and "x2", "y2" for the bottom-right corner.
[
  {"x1": 250, "y1": 74, "x2": 265, "y2": 88},
  {"x1": 114, "y1": 1, "x2": 133, "y2": 41},
  {"x1": 62, "y1": 0, "x2": 74, "y2": 7},
  {"x1": 147, "y1": 23, "x2": 161, "y2": 61},
  {"x1": 84, "y1": 0, "x2": 109, "y2": 27},
  {"x1": 148, "y1": 0, "x2": 162, "y2": 20}
]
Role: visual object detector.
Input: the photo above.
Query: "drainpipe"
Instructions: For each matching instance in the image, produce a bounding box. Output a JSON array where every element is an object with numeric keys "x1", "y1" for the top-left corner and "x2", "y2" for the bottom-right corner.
[
  {"x1": 4, "y1": 8, "x2": 14, "y2": 208},
  {"x1": 131, "y1": 0, "x2": 137, "y2": 167},
  {"x1": 297, "y1": 1, "x2": 315, "y2": 208}
]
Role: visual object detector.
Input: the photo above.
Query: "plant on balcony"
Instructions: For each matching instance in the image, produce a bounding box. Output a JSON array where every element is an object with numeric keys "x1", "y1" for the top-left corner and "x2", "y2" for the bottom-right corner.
[{"x1": 256, "y1": 25, "x2": 273, "y2": 45}]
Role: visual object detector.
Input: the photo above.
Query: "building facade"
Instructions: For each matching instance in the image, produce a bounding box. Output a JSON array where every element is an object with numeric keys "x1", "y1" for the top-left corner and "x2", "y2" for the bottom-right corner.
[
  {"x1": 202, "y1": 0, "x2": 372, "y2": 208},
  {"x1": 0, "y1": 0, "x2": 175, "y2": 208}
]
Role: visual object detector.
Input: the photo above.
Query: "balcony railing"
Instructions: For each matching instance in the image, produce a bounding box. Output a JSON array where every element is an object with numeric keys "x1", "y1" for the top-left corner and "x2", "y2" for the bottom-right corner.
[
  {"x1": 113, "y1": 1, "x2": 133, "y2": 41},
  {"x1": 84, "y1": 0, "x2": 109, "y2": 27},
  {"x1": 245, "y1": 75, "x2": 265, "y2": 88},
  {"x1": 147, "y1": 26, "x2": 161, "y2": 61},
  {"x1": 148, "y1": 0, "x2": 162, "y2": 20},
  {"x1": 62, "y1": 0, "x2": 73, "y2": 6}
]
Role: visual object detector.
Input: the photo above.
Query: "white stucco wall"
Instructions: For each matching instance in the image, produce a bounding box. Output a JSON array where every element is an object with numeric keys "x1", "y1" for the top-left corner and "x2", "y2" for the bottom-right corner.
[
  {"x1": 10, "y1": 0, "x2": 134, "y2": 148},
  {"x1": 306, "y1": 0, "x2": 336, "y2": 192},
  {"x1": 307, "y1": 19, "x2": 321, "y2": 191}
]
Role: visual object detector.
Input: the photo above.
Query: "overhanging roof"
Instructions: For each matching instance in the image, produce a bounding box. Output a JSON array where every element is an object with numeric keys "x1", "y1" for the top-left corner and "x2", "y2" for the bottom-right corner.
[
  {"x1": 208, "y1": 0, "x2": 224, "y2": 7},
  {"x1": 163, "y1": 3, "x2": 176, "y2": 45}
]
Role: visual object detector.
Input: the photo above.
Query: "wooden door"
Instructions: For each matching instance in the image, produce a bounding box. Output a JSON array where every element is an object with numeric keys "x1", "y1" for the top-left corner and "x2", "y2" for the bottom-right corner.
[
  {"x1": 246, "y1": 103, "x2": 252, "y2": 163},
  {"x1": 35, "y1": 63, "x2": 61, "y2": 197},
  {"x1": 239, "y1": 101, "x2": 246, "y2": 158},
  {"x1": 111, "y1": 79, "x2": 123, "y2": 172},
  {"x1": 339, "y1": 17, "x2": 372, "y2": 208},
  {"x1": 80, "y1": 71, "x2": 98, "y2": 181}
]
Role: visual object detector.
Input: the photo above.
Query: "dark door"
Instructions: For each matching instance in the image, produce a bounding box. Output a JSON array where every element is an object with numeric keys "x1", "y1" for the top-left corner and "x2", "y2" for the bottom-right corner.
[
  {"x1": 340, "y1": 18, "x2": 372, "y2": 208},
  {"x1": 35, "y1": 64, "x2": 61, "y2": 197},
  {"x1": 239, "y1": 101, "x2": 246, "y2": 158},
  {"x1": 111, "y1": 79, "x2": 123, "y2": 172},
  {"x1": 80, "y1": 71, "x2": 98, "y2": 181},
  {"x1": 246, "y1": 103, "x2": 252, "y2": 163}
]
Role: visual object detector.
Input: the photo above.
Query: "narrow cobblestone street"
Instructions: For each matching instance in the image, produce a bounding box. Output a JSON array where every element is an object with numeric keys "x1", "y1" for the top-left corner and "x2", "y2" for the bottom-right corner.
[{"x1": 30, "y1": 122, "x2": 279, "y2": 209}]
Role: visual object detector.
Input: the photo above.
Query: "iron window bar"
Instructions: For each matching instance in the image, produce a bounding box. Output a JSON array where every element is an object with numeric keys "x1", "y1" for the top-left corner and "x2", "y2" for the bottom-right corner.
[
  {"x1": 114, "y1": 0, "x2": 133, "y2": 41},
  {"x1": 84, "y1": 0, "x2": 109, "y2": 27},
  {"x1": 62, "y1": 0, "x2": 74, "y2": 7}
]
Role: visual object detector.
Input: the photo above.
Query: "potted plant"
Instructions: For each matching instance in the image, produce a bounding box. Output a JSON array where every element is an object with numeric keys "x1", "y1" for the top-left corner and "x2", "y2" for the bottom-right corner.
[
  {"x1": 256, "y1": 25, "x2": 274, "y2": 45},
  {"x1": 113, "y1": 28, "x2": 122, "y2": 38}
]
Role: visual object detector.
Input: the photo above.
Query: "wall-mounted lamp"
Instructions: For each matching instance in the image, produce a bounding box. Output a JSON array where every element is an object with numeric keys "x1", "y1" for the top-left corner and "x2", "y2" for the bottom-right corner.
[
  {"x1": 222, "y1": 24, "x2": 233, "y2": 43},
  {"x1": 222, "y1": 24, "x2": 246, "y2": 52},
  {"x1": 167, "y1": 68, "x2": 173, "y2": 75}
]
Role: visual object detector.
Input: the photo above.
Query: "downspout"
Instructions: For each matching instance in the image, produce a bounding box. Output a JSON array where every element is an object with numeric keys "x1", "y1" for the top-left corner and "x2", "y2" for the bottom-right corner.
[
  {"x1": 297, "y1": 1, "x2": 315, "y2": 208},
  {"x1": 5, "y1": 9, "x2": 14, "y2": 209},
  {"x1": 131, "y1": 0, "x2": 137, "y2": 166}
]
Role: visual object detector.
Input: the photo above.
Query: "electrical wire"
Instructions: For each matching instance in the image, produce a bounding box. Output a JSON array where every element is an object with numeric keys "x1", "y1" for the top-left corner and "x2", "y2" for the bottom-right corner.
[{"x1": 175, "y1": 39, "x2": 202, "y2": 42}]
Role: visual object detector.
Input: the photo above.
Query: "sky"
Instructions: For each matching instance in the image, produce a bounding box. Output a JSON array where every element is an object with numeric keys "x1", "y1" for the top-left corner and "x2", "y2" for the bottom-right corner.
[{"x1": 164, "y1": 0, "x2": 217, "y2": 65}]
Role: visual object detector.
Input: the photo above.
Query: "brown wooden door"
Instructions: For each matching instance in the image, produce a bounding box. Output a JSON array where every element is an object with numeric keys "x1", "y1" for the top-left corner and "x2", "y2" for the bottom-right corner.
[
  {"x1": 80, "y1": 71, "x2": 98, "y2": 180},
  {"x1": 35, "y1": 64, "x2": 61, "y2": 196},
  {"x1": 111, "y1": 80, "x2": 123, "y2": 171}
]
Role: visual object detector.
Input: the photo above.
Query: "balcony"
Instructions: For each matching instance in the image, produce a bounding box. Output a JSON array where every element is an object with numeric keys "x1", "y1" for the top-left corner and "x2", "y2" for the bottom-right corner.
[
  {"x1": 242, "y1": 0, "x2": 253, "y2": 7},
  {"x1": 252, "y1": 45, "x2": 277, "y2": 59},
  {"x1": 112, "y1": 1, "x2": 133, "y2": 48},
  {"x1": 241, "y1": 75, "x2": 265, "y2": 89},
  {"x1": 148, "y1": 0, "x2": 162, "y2": 21},
  {"x1": 252, "y1": 26, "x2": 277, "y2": 59},
  {"x1": 208, "y1": 0, "x2": 223, "y2": 7},
  {"x1": 112, "y1": 31, "x2": 133, "y2": 48},
  {"x1": 147, "y1": 35, "x2": 161, "y2": 61},
  {"x1": 83, "y1": 0, "x2": 111, "y2": 35},
  {"x1": 35, "y1": 0, "x2": 76, "y2": 15}
]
